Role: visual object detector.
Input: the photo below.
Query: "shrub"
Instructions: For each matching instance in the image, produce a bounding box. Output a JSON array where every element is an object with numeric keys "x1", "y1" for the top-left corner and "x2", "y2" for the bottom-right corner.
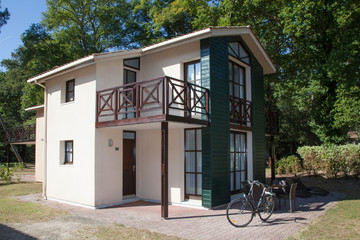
[
  {"x1": 276, "y1": 155, "x2": 302, "y2": 175},
  {"x1": 0, "y1": 163, "x2": 24, "y2": 183},
  {"x1": 297, "y1": 144, "x2": 360, "y2": 178}
]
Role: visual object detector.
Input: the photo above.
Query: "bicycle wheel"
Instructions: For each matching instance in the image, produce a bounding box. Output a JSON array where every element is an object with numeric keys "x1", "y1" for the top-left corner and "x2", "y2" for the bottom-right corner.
[
  {"x1": 226, "y1": 198, "x2": 254, "y2": 227},
  {"x1": 258, "y1": 195, "x2": 275, "y2": 221}
]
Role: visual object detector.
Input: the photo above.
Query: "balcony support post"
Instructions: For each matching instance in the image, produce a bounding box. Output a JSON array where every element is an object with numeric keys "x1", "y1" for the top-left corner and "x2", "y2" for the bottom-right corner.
[{"x1": 161, "y1": 121, "x2": 169, "y2": 219}]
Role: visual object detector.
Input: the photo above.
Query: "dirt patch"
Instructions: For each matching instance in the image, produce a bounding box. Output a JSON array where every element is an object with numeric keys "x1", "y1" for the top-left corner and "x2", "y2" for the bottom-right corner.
[{"x1": 3, "y1": 215, "x2": 110, "y2": 240}]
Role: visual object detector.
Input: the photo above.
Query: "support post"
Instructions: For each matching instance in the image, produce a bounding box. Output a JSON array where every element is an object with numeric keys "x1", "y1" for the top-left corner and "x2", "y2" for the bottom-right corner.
[
  {"x1": 271, "y1": 135, "x2": 276, "y2": 182},
  {"x1": 7, "y1": 144, "x2": 10, "y2": 165},
  {"x1": 161, "y1": 121, "x2": 169, "y2": 219}
]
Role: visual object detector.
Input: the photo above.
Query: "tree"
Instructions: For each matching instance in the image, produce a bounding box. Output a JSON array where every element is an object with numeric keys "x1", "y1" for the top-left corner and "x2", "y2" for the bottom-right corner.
[
  {"x1": 44, "y1": 0, "x2": 132, "y2": 57},
  {"x1": 0, "y1": 0, "x2": 10, "y2": 33}
]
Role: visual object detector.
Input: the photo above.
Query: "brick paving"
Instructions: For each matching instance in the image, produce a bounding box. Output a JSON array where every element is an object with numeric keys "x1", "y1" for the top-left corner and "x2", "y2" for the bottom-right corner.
[{"x1": 17, "y1": 191, "x2": 345, "y2": 240}]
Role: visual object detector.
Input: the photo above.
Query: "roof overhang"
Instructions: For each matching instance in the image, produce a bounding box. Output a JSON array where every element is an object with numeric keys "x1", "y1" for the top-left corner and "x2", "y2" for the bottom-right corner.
[
  {"x1": 25, "y1": 105, "x2": 44, "y2": 112},
  {"x1": 27, "y1": 27, "x2": 275, "y2": 83}
]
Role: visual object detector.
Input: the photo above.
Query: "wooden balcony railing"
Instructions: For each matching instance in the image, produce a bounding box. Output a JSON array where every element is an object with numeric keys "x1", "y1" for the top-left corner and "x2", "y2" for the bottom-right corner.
[
  {"x1": 230, "y1": 96, "x2": 252, "y2": 127},
  {"x1": 265, "y1": 109, "x2": 279, "y2": 135},
  {"x1": 4, "y1": 124, "x2": 36, "y2": 143},
  {"x1": 96, "y1": 76, "x2": 209, "y2": 127}
]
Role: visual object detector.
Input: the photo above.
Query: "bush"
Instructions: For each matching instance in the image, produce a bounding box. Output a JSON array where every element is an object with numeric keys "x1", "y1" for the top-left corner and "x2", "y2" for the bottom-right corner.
[
  {"x1": 297, "y1": 144, "x2": 360, "y2": 178},
  {"x1": 276, "y1": 155, "x2": 302, "y2": 175},
  {"x1": 0, "y1": 163, "x2": 24, "y2": 183}
]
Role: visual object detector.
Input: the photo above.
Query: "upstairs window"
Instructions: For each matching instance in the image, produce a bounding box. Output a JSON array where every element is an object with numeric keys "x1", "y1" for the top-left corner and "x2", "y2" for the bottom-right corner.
[
  {"x1": 64, "y1": 140, "x2": 73, "y2": 164},
  {"x1": 124, "y1": 57, "x2": 140, "y2": 70},
  {"x1": 228, "y1": 42, "x2": 250, "y2": 65},
  {"x1": 66, "y1": 79, "x2": 75, "y2": 102}
]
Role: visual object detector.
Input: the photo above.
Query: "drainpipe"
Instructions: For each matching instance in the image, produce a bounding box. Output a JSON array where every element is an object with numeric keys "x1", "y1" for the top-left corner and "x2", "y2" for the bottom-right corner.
[{"x1": 35, "y1": 80, "x2": 47, "y2": 200}]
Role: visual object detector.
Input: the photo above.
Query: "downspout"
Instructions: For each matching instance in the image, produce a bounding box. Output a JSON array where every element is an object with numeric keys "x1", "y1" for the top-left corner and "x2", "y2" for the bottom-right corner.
[{"x1": 35, "y1": 80, "x2": 48, "y2": 200}]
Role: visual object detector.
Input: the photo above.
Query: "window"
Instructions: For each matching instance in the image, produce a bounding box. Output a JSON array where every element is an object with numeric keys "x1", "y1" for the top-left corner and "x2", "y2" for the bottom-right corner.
[
  {"x1": 64, "y1": 140, "x2": 73, "y2": 164},
  {"x1": 124, "y1": 57, "x2": 140, "y2": 70},
  {"x1": 66, "y1": 79, "x2": 75, "y2": 102},
  {"x1": 184, "y1": 60, "x2": 202, "y2": 116},
  {"x1": 229, "y1": 61, "x2": 246, "y2": 99},
  {"x1": 122, "y1": 69, "x2": 137, "y2": 119},
  {"x1": 230, "y1": 132, "x2": 247, "y2": 193},
  {"x1": 228, "y1": 42, "x2": 250, "y2": 64},
  {"x1": 184, "y1": 128, "x2": 202, "y2": 197}
]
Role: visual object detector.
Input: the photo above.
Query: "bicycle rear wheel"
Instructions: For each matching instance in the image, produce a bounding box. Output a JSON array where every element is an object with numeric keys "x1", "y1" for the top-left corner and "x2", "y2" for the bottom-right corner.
[
  {"x1": 226, "y1": 198, "x2": 254, "y2": 227},
  {"x1": 258, "y1": 195, "x2": 275, "y2": 221}
]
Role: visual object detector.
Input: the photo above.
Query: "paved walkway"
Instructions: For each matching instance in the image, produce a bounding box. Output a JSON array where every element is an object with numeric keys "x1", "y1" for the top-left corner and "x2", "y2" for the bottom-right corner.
[{"x1": 15, "y1": 191, "x2": 345, "y2": 240}]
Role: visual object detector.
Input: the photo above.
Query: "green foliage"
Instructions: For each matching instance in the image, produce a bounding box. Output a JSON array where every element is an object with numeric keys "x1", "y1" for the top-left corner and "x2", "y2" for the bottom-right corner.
[
  {"x1": 297, "y1": 145, "x2": 360, "y2": 178},
  {"x1": 276, "y1": 155, "x2": 302, "y2": 175},
  {"x1": 0, "y1": 1, "x2": 10, "y2": 32},
  {"x1": 0, "y1": 163, "x2": 24, "y2": 183}
]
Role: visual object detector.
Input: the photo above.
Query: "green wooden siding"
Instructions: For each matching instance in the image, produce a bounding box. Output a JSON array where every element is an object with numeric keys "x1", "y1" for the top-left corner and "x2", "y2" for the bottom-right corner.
[
  {"x1": 201, "y1": 37, "x2": 230, "y2": 208},
  {"x1": 251, "y1": 57, "x2": 266, "y2": 182}
]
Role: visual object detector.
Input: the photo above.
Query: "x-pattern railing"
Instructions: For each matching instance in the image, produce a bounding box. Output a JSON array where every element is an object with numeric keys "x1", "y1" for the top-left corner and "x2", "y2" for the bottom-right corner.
[
  {"x1": 4, "y1": 124, "x2": 36, "y2": 143},
  {"x1": 96, "y1": 76, "x2": 209, "y2": 123},
  {"x1": 230, "y1": 96, "x2": 252, "y2": 126}
]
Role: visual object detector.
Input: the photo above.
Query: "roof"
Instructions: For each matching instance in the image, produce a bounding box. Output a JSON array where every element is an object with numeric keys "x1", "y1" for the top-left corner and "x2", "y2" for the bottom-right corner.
[
  {"x1": 27, "y1": 27, "x2": 276, "y2": 83},
  {"x1": 25, "y1": 105, "x2": 44, "y2": 112}
]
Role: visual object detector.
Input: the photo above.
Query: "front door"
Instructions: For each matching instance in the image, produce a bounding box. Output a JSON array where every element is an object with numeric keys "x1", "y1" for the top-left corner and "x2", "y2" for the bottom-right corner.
[{"x1": 123, "y1": 131, "x2": 136, "y2": 196}]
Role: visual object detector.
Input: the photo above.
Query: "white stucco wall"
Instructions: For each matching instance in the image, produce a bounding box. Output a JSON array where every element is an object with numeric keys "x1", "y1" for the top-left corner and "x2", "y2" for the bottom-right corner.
[
  {"x1": 136, "y1": 128, "x2": 184, "y2": 203},
  {"x1": 35, "y1": 108, "x2": 44, "y2": 182},
  {"x1": 45, "y1": 65, "x2": 96, "y2": 207}
]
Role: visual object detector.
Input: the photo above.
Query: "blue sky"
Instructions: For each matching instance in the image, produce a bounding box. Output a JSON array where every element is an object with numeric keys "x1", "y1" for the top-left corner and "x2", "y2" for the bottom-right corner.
[{"x1": 0, "y1": 0, "x2": 47, "y2": 71}]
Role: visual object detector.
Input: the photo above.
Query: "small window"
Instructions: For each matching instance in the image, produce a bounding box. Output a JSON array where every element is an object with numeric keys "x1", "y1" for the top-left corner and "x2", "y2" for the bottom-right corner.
[
  {"x1": 66, "y1": 79, "x2": 75, "y2": 102},
  {"x1": 64, "y1": 141, "x2": 73, "y2": 164},
  {"x1": 124, "y1": 58, "x2": 140, "y2": 70},
  {"x1": 228, "y1": 42, "x2": 250, "y2": 64}
]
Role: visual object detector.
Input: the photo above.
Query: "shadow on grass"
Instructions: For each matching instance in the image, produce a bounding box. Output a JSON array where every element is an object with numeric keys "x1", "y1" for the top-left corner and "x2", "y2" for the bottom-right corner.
[{"x1": 0, "y1": 223, "x2": 37, "y2": 240}]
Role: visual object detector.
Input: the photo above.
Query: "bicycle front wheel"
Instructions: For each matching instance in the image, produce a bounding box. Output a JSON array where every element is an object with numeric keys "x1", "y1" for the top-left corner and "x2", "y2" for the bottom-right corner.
[
  {"x1": 258, "y1": 195, "x2": 275, "y2": 221},
  {"x1": 226, "y1": 198, "x2": 254, "y2": 227}
]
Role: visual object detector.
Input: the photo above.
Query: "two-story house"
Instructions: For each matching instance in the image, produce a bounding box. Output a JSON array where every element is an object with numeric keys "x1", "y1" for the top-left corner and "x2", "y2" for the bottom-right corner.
[{"x1": 28, "y1": 27, "x2": 275, "y2": 218}]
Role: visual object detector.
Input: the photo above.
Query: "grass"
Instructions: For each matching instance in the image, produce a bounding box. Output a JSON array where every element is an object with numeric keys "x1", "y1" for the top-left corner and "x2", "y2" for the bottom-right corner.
[
  {"x1": 280, "y1": 174, "x2": 360, "y2": 240},
  {"x1": 75, "y1": 224, "x2": 183, "y2": 240},
  {"x1": 0, "y1": 182, "x2": 67, "y2": 223}
]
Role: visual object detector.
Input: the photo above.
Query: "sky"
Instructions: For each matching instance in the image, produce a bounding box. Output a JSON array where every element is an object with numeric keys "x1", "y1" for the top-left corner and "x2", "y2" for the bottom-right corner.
[{"x1": 0, "y1": 0, "x2": 47, "y2": 71}]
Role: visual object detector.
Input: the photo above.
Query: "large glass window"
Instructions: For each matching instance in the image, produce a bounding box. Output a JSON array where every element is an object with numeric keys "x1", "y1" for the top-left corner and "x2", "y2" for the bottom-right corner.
[
  {"x1": 229, "y1": 61, "x2": 246, "y2": 99},
  {"x1": 123, "y1": 69, "x2": 136, "y2": 119},
  {"x1": 230, "y1": 132, "x2": 247, "y2": 193},
  {"x1": 185, "y1": 60, "x2": 202, "y2": 115},
  {"x1": 184, "y1": 128, "x2": 202, "y2": 197}
]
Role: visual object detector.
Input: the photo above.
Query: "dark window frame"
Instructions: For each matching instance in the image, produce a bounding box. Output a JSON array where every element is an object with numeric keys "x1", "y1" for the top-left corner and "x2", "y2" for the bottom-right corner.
[
  {"x1": 228, "y1": 42, "x2": 251, "y2": 65},
  {"x1": 229, "y1": 61, "x2": 246, "y2": 100},
  {"x1": 65, "y1": 79, "x2": 75, "y2": 102},
  {"x1": 230, "y1": 131, "x2": 247, "y2": 194},
  {"x1": 184, "y1": 60, "x2": 201, "y2": 85},
  {"x1": 123, "y1": 57, "x2": 140, "y2": 70},
  {"x1": 184, "y1": 128, "x2": 202, "y2": 198},
  {"x1": 64, "y1": 140, "x2": 73, "y2": 165}
]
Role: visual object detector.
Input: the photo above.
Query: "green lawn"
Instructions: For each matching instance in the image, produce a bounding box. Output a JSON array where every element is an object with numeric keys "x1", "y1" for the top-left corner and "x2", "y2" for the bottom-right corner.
[{"x1": 288, "y1": 175, "x2": 360, "y2": 240}]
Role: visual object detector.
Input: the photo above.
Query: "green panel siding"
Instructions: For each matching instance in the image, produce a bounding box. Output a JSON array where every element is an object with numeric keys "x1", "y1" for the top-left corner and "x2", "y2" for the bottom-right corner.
[
  {"x1": 201, "y1": 37, "x2": 230, "y2": 208},
  {"x1": 251, "y1": 58, "x2": 266, "y2": 182}
]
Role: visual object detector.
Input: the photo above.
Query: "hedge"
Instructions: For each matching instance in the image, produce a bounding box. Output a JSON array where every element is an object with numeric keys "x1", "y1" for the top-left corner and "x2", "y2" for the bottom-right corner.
[{"x1": 297, "y1": 144, "x2": 360, "y2": 178}]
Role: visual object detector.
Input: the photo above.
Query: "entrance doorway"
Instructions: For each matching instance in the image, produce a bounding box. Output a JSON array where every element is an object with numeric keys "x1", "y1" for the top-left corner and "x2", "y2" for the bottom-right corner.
[{"x1": 123, "y1": 131, "x2": 136, "y2": 196}]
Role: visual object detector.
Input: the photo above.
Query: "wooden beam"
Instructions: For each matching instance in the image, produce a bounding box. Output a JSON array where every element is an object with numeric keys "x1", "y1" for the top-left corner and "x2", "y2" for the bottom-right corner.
[
  {"x1": 271, "y1": 135, "x2": 276, "y2": 182},
  {"x1": 161, "y1": 121, "x2": 168, "y2": 219}
]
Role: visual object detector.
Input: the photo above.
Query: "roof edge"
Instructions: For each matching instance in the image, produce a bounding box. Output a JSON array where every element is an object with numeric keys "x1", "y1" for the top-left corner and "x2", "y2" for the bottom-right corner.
[{"x1": 25, "y1": 105, "x2": 44, "y2": 112}]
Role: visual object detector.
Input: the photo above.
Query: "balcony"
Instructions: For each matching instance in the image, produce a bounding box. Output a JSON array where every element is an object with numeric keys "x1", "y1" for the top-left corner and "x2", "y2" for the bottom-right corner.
[
  {"x1": 4, "y1": 124, "x2": 36, "y2": 144},
  {"x1": 96, "y1": 76, "x2": 210, "y2": 128},
  {"x1": 229, "y1": 96, "x2": 252, "y2": 128},
  {"x1": 265, "y1": 109, "x2": 279, "y2": 135}
]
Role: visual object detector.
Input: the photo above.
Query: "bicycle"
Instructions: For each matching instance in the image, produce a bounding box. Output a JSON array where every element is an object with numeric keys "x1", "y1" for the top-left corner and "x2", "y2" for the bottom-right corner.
[{"x1": 226, "y1": 180, "x2": 276, "y2": 227}]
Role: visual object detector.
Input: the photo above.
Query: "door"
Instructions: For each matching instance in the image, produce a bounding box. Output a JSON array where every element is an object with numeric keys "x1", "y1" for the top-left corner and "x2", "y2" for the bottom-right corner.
[{"x1": 123, "y1": 131, "x2": 136, "y2": 196}]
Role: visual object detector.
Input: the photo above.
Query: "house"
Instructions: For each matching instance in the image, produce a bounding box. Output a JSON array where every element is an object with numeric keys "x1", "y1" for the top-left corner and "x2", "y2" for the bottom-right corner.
[{"x1": 28, "y1": 27, "x2": 275, "y2": 218}]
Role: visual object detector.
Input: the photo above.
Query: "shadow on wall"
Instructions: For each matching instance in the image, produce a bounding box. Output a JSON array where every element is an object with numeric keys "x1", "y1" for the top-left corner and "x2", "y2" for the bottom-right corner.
[{"x1": 0, "y1": 224, "x2": 37, "y2": 240}]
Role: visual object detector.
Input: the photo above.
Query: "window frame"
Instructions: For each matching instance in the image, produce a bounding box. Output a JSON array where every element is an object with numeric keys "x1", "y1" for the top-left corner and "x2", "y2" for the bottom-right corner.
[
  {"x1": 230, "y1": 131, "x2": 247, "y2": 194},
  {"x1": 228, "y1": 41, "x2": 251, "y2": 65},
  {"x1": 64, "y1": 140, "x2": 74, "y2": 165},
  {"x1": 229, "y1": 60, "x2": 246, "y2": 100},
  {"x1": 123, "y1": 57, "x2": 140, "y2": 70},
  {"x1": 65, "y1": 79, "x2": 75, "y2": 103},
  {"x1": 184, "y1": 128, "x2": 202, "y2": 198}
]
